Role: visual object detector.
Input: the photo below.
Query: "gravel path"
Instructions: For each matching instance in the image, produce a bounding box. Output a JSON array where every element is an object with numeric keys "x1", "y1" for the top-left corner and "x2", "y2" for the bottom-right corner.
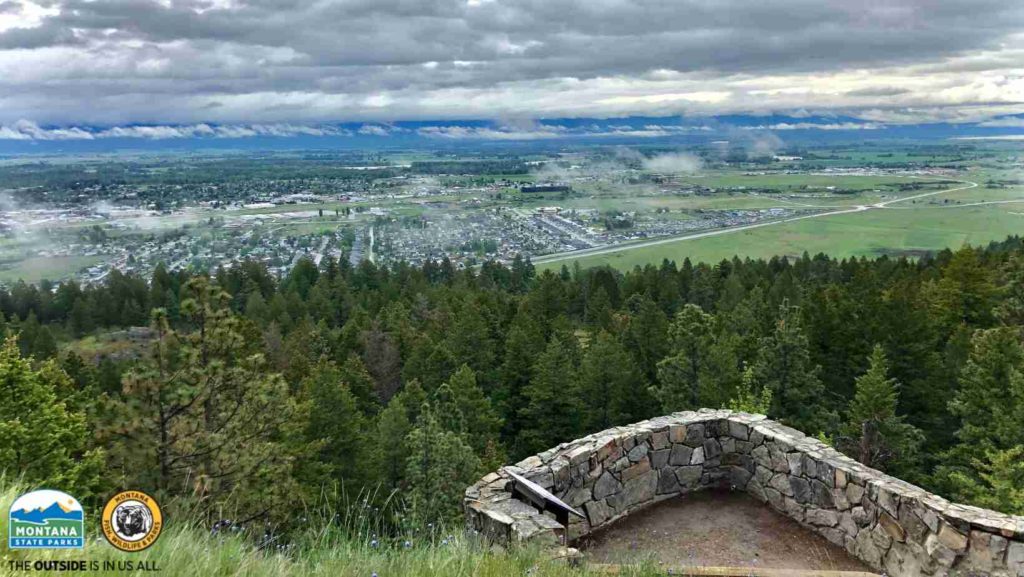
[{"x1": 578, "y1": 490, "x2": 873, "y2": 572}]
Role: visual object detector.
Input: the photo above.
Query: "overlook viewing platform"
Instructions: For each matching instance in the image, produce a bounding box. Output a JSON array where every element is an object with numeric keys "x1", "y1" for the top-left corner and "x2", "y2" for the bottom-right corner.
[{"x1": 465, "y1": 409, "x2": 1024, "y2": 577}]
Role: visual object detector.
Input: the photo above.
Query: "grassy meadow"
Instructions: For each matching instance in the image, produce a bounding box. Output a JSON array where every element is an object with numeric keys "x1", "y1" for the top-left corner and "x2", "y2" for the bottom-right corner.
[
  {"x1": 0, "y1": 481, "x2": 663, "y2": 577},
  {"x1": 541, "y1": 203, "x2": 1024, "y2": 271},
  {"x1": 0, "y1": 256, "x2": 107, "y2": 285}
]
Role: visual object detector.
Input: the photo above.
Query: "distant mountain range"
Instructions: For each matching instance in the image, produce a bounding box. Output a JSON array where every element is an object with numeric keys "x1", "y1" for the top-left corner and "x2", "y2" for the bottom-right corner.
[
  {"x1": 10, "y1": 502, "x2": 84, "y2": 524},
  {"x1": 0, "y1": 113, "x2": 1022, "y2": 155}
]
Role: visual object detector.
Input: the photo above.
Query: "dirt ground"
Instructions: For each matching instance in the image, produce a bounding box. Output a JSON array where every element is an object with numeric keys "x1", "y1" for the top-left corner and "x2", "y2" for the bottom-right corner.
[{"x1": 577, "y1": 490, "x2": 873, "y2": 572}]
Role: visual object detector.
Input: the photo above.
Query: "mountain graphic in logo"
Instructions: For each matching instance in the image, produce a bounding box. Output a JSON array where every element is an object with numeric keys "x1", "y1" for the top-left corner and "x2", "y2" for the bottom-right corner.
[
  {"x1": 8, "y1": 490, "x2": 85, "y2": 549},
  {"x1": 10, "y1": 502, "x2": 85, "y2": 524}
]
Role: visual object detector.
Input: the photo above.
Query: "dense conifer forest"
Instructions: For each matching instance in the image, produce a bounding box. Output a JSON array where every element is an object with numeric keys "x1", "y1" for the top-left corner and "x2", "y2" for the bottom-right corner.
[{"x1": 3, "y1": 237, "x2": 1024, "y2": 538}]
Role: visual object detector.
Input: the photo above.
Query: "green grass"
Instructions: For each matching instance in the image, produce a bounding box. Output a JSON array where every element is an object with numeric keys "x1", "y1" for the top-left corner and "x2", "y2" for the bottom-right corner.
[
  {"x1": 0, "y1": 481, "x2": 663, "y2": 577},
  {"x1": 673, "y1": 173, "x2": 908, "y2": 190},
  {"x1": 62, "y1": 333, "x2": 148, "y2": 360},
  {"x1": 924, "y1": 185, "x2": 1024, "y2": 204},
  {"x1": 543, "y1": 204, "x2": 1024, "y2": 270},
  {"x1": 0, "y1": 256, "x2": 107, "y2": 284}
]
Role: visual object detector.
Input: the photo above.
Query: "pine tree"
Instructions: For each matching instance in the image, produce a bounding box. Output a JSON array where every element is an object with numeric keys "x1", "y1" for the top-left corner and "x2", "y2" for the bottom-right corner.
[
  {"x1": 0, "y1": 337, "x2": 103, "y2": 498},
  {"x1": 402, "y1": 339, "x2": 456, "y2": 392},
  {"x1": 510, "y1": 253, "x2": 535, "y2": 293},
  {"x1": 30, "y1": 325, "x2": 58, "y2": 360},
  {"x1": 727, "y1": 364, "x2": 772, "y2": 415},
  {"x1": 926, "y1": 247, "x2": 999, "y2": 329},
  {"x1": 841, "y1": 345, "x2": 922, "y2": 475},
  {"x1": 518, "y1": 335, "x2": 582, "y2": 455},
  {"x1": 432, "y1": 382, "x2": 466, "y2": 436},
  {"x1": 337, "y1": 353, "x2": 380, "y2": 415},
  {"x1": 361, "y1": 321, "x2": 402, "y2": 399},
  {"x1": 947, "y1": 327, "x2": 1024, "y2": 450},
  {"x1": 244, "y1": 290, "x2": 269, "y2": 325},
  {"x1": 621, "y1": 294, "x2": 669, "y2": 382},
  {"x1": 299, "y1": 360, "x2": 371, "y2": 487},
  {"x1": 751, "y1": 301, "x2": 832, "y2": 434},
  {"x1": 579, "y1": 331, "x2": 647, "y2": 431},
  {"x1": 445, "y1": 302, "x2": 495, "y2": 378},
  {"x1": 403, "y1": 405, "x2": 480, "y2": 525},
  {"x1": 496, "y1": 311, "x2": 545, "y2": 445},
  {"x1": 654, "y1": 304, "x2": 713, "y2": 410},
  {"x1": 68, "y1": 298, "x2": 93, "y2": 337},
  {"x1": 103, "y1": 278, "x2": 306, "y2": 520},
  {"x1": 654, "y1": 304, "x2": 740, "y2": 411},
  {"x1": 374, "y1": 400, "x2": 412, "y2": 491},
  {"x1": 938, "y1": 327, "x2": 1024, "y2": 503},
  {"x1": 585, "y1": 286, "x2": 614, "y2": 330},
  {"x1": 16, "y1": 311, "x2": 40, "y2": 358},
  {"x1": 443, "y1": 365, "x2": 502, "y2": 455},
  {"x1": 995, "y1": 255, "x2": 1024, "y2": 327},
  {"x1": 947, "y1": 446, "x2": 1024, "y2": 515}
]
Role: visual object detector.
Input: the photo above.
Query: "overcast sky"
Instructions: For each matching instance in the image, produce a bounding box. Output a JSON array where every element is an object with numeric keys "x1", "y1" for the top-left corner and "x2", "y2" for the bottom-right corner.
[{"x1": 0, "y1": 0, "x2": 1022, "y2": 136}]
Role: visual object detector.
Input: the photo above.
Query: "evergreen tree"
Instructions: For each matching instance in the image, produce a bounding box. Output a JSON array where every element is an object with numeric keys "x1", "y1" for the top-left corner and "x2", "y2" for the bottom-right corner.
[
  {"x1": 445, "y1": 302, "x2": 495, "y2": 379},
  {"x1": 95, "y1": 356, "x2": 123, "y2": 395},
  {"x1": 751, "y1": 301, "x2": 832, "y2": 434},
  {"x1": 877, "y1": 279, "x2": 949, "y2": 448},
  {"x1": 840, "y1": 345, "x2": 922, "y2": 476},
  {"x1": 518, "y1": 335, "x2": 582, "y2": 455},
  {"x1": 584, "y1": 286, "x2": 614, "y2": 330},
  {"x1": 727, "y1": 364, "x2": 772, "y2": 415},
  {"x1": 938, "y1": 327, "x2": 1024, "y2": 502},
  {"x1": 361, "y1": 321, "x2": 402, "y2": 399},
  {"x1": 68, "y1": 298, "x2": 93, "y2": 337},
  {"x1": 337, "y1": 353, "x2": 381, "y2": 415},
  {"x1": 16, "y1": 311, "x2": 40, "y2": 358},
  {"x1": 510, "y1": 253, "x2": 535, "y2": 293},
  {"x1": 402, "y1": 338, "x2": 456, "y2": 393},
  {"x1": 432, "y1": 382, "x2": 466, "y2": 437},
  {"x1": 995, "y1": 255, "x2": 1024, "y2": 326},
  {"x1": 244, "y1": 290, "x2": 269, "y2": 325},
  {"x1": 947, "y1": 327, "x2": 1024, "y2": 451},
  {"x1": 926, "y1": 247, "x2": 999, "y2": 329},
  {"x1": 443, "y1": 365, "x2": 503, "y2": 456},
  {"x1": 654, "y1": 304, "x2": 739, "y2": 411},
  {"x1": 403, "y1": 405, "x2": 480, "y2": 525},
  {"x1": 103, "y1": 278, "x2": 306, "y2": 520},
  {"x1": 299, "y1": 360, "x2": 371, "y2": 487},
  {"x1": 947, "y1": 446, "x2": 1024, "y2": 515},
  {"x1": 496, "y1": 311, "x2": 545, "y2": 446},
  {"x1": 579, "y1": 331, "x2": 647, "y2": 431},
  {"x1": 374, "y1": 400, "x2": 412, "y2": 491},
  {"x1": 30, "y1": 324, "x2": 58, "y2": 360},
  {"x1": 0, "y1": 338, "x2": 103, "y2": 498},
  {"x1": 621, "y1": 294, "x2": 669, "y2": 382}
]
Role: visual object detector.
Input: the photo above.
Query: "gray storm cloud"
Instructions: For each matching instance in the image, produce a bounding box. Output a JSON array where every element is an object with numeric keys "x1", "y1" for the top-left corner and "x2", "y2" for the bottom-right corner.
[{"x1": 0, "y1": 0, "x2": 1022, "y2": 126}]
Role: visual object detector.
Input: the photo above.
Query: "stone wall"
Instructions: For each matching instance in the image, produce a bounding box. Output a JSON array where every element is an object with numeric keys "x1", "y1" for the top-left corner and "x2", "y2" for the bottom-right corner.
[{"x1": 464, "y1": 409, "x2": 1024, "y2": 577}]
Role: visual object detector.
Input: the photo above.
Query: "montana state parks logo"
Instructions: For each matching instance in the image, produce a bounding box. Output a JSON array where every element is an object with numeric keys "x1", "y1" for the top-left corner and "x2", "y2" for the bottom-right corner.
[
  {"x1": 8, "y1": 489, "x2": 85, "y2": 549},
  {"x1": 101, "y1": 491, "x2": 163, "y2": 552}
]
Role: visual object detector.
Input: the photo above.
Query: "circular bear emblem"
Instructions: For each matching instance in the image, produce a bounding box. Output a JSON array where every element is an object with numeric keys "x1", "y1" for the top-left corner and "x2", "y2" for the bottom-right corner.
[{"x1": 101, "y1": 491, "x2": 163, "y2": 552}]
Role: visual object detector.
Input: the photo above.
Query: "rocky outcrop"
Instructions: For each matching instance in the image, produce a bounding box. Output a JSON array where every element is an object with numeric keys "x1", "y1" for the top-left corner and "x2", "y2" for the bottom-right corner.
[{"x1": 464, "y1": 409, "x2": 1024, "y2": 577}]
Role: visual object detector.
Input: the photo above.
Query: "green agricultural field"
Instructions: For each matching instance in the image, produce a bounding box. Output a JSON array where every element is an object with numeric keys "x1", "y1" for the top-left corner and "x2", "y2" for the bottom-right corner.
[
  {"x1": 541, "y1": 204, "x2": 1024, "y2": 270},
  {"x1": 674, "y1": 173, "x2": 908, "y2": 190},
  {"x1": 517, "y1": 174, "x2": 958, "y2": 216},
  {"x1": 922, "y1": 184, "x2": 1024, "y2": 204},
  {"x1": 520, "y1": 193, "x2": 789, "y2": 212},
  {"x1": 0, "y1": 255, "x2": 107, "y2": 284}
]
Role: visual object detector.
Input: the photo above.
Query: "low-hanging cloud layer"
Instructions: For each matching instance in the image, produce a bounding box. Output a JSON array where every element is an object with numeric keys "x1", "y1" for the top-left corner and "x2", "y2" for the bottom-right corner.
[{"x1": 0, "y1": 0, "x2": 1022, "y2": 135}]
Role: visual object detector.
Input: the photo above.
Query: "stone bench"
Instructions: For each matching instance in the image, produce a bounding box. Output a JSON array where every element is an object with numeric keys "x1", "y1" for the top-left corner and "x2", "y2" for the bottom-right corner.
[{"x1": 464, "y1": 409, "x2": 1024, "y2": 577}]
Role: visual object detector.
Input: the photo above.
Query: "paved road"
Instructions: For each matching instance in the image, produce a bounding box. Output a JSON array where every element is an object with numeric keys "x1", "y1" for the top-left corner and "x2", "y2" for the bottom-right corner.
[
  {"x1": 882, "y1": 198, "x2": 1024, "y2": 210},
  {"x1": 533, "y1": 177, "x2": 980, "y2": 266}
]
